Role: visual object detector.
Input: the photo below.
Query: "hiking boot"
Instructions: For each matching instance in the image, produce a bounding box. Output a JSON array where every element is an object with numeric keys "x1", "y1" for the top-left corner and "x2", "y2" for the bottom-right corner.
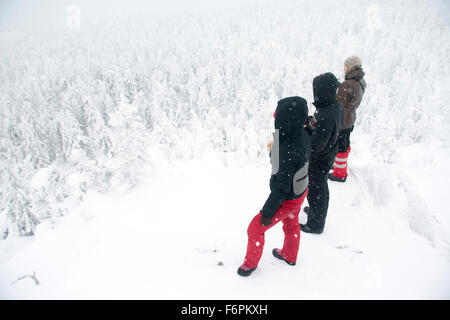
[
  {"x1": 272, "y1": 248, "x2": 296, "y2": 266},
  {"x1": 299, "y1": 223, "x2": 323, "y2": 234},
  {"x1": 237, "y1": 264, "x2": 256, "y2": 277},
  {"x1": 328, "y1": 173, "x2": 346, "y2": 182}
]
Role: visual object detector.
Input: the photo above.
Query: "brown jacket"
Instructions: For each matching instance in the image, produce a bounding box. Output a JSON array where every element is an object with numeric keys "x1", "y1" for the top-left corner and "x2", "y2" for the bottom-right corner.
[{"x1": 337, "y1": 68, "x2": 366, "y2": 129}]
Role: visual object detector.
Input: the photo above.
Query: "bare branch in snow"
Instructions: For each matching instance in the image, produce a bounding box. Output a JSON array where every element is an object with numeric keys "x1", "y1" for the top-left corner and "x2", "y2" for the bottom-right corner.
[{"x1": 11, "y1": 271, "x2": 40, "y2": 286}]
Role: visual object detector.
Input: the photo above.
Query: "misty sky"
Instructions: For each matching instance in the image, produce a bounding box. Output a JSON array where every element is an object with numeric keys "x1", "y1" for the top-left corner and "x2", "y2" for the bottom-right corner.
[
  {"x1": 0, "y1": 0, "x2": 248, "y2": 31},
  {"x1": 1, "y1": 0, "x2": 76, "y2": 30}
]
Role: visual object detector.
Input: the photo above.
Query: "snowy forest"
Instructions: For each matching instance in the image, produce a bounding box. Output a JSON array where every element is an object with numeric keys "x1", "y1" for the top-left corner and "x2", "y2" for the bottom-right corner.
[{"x1": 0, "y1": 0, "x2": 449, "y2": 299}]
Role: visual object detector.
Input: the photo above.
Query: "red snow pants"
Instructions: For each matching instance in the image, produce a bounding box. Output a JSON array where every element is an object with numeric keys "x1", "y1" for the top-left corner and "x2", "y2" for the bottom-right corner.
[{"x1": 243, "y1": 190, "x2": 308, "y2": 269}]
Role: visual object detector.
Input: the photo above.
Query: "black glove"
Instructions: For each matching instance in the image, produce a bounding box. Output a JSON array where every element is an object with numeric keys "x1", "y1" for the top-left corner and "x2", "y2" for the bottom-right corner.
[
  {"x1": 261, "y1": 214, "x2": 272, "y2": 227},
  {"x1": 304, "y1": 116, "x2": 316, "y2": 135},
  {"x1": 308, "y1": 115, "x2": 317, "y2": 127}
]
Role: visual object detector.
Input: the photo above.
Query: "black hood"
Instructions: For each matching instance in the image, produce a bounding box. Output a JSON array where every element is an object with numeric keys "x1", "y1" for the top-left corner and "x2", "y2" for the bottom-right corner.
[
  {"x1": 312, "y1": 72, "x2": 339, "y2": 109},
  {"x1": 274, "y1": 96, "x2": 308, "y2": 139}
]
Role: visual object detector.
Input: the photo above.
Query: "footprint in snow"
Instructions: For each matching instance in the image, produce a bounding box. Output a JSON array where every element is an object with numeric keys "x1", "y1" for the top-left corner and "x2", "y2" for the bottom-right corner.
[
  {"x1": 336, "y1": 245, "x2": 363, "y2": 254},
  {"x1": 195, "y1": 247, "x2": 218, "y2": 254}
]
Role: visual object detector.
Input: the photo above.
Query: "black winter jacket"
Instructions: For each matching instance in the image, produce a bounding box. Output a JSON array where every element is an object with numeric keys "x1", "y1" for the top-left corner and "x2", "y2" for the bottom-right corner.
[
  {"x1": 261, "y1": 97, "x2": 311, "y2": 219},
  {"x1": 309, "y1": 73, "x2": 345, "y2": 170}
]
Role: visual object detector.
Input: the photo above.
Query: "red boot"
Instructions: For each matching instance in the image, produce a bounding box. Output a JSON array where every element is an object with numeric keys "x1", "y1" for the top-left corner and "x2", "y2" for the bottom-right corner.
[{"x1": 330, "y1": 146, "x2": 351, "y2": 182}]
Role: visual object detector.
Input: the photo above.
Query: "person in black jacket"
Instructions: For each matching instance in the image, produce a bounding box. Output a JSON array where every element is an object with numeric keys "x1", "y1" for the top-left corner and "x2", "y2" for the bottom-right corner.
[
  {"x1": 238, "y1": 96, "x2": 311, "y2": 277},
  {"x1": 300, "y1": 73, "x2": 344, "y2": 234}
]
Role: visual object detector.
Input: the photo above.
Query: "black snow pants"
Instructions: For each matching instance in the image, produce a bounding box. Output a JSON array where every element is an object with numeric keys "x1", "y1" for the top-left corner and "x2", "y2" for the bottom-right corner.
[
  {"x1": 306, "y1": 163, "x2": 330, "y2": 231},
  {"x1": 337, "y1": 125, "x2": 354, "y2": 153}
]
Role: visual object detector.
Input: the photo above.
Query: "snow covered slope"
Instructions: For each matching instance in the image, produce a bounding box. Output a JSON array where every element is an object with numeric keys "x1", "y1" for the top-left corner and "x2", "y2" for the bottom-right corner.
[
  {"x1": 1, "y1": 0, "x2": 449, "y2": 299},
  {"x1": 0, "y1": 146, "x2": 449, "y2": 299}
]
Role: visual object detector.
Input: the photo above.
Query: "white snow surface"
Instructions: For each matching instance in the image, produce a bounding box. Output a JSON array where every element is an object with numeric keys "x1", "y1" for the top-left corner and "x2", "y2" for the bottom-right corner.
[
  {"x1": 1, "y1": 0, "x2": 450, "y2": 299},
  {"x1": 1, "y1": 141, "x2": 450, "y2": 299}
]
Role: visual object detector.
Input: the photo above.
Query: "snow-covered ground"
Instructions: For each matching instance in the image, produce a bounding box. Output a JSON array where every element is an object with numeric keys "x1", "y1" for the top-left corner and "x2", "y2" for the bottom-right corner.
[
  {"x1": 1, "y1": 137, "x2": 449, "y2": 299},
  {"x1": 1, "y1": 0, "x2": 450, "y2": 299}
]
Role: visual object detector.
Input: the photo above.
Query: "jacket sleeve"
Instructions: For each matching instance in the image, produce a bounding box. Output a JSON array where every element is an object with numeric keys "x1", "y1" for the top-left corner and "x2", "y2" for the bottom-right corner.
[
  {"x1": 310, "y1": 112, "x2": 333, "y2": 155},
  {"x1": 337, "y1": 81, "x2": 351, "y2": 107},
  {"x1": 261, "y1": 146, "x2": 295, "y2": 218},
  {"x1": 338, "y1": 80, "x2": 363, "y2": 114}
]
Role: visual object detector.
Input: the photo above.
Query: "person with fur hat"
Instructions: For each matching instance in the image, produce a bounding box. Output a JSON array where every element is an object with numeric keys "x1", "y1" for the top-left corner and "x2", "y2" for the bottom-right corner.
[
  {"x1": 329, "y1": 56, "x2": 367, "y2": 182},
  {"x1": 300, "y1": 73, "x2": 345, "y2": 234},
  {"x1": 238, "y1": 96, "x2": 311, "y2": 277}
]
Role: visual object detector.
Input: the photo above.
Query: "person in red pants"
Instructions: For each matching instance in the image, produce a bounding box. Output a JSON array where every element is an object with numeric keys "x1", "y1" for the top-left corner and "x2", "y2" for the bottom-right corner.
[
  {"x1": 241, "y1": 191, "x2": 308, "y2": 274},
  {"x1": 329, "y1": 56, "x2": 366, "y2": 182},
  {"x1": 238, "y1": 96, "x2": 311, "y2": 277}
]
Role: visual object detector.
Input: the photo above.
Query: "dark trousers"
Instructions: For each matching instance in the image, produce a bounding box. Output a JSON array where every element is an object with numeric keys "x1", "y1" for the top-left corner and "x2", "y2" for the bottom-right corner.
[
  {"x1": 306, "y1": 164, "x2": 330, "y2": 231},
  {"x1": 337, "y1": 126, "x2": 354, "y2": 153}
]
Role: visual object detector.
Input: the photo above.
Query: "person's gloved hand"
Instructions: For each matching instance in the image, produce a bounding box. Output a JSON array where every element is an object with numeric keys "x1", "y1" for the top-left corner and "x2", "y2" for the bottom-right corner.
[
  {"x1": 308, "y1": 115, "x2": 316, "y2": 127},
  {"x1": 304, "y1": 115, "x2": 316, "y2": 135},
  {"x1": 261, "y1": 214, "x2": 272, "y2": 227}
]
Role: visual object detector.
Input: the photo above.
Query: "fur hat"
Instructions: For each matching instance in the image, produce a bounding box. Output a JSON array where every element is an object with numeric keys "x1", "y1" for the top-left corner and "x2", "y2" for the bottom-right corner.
[{"x1": 344, "y1": 56, "x2": 362, "y2": 70}]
